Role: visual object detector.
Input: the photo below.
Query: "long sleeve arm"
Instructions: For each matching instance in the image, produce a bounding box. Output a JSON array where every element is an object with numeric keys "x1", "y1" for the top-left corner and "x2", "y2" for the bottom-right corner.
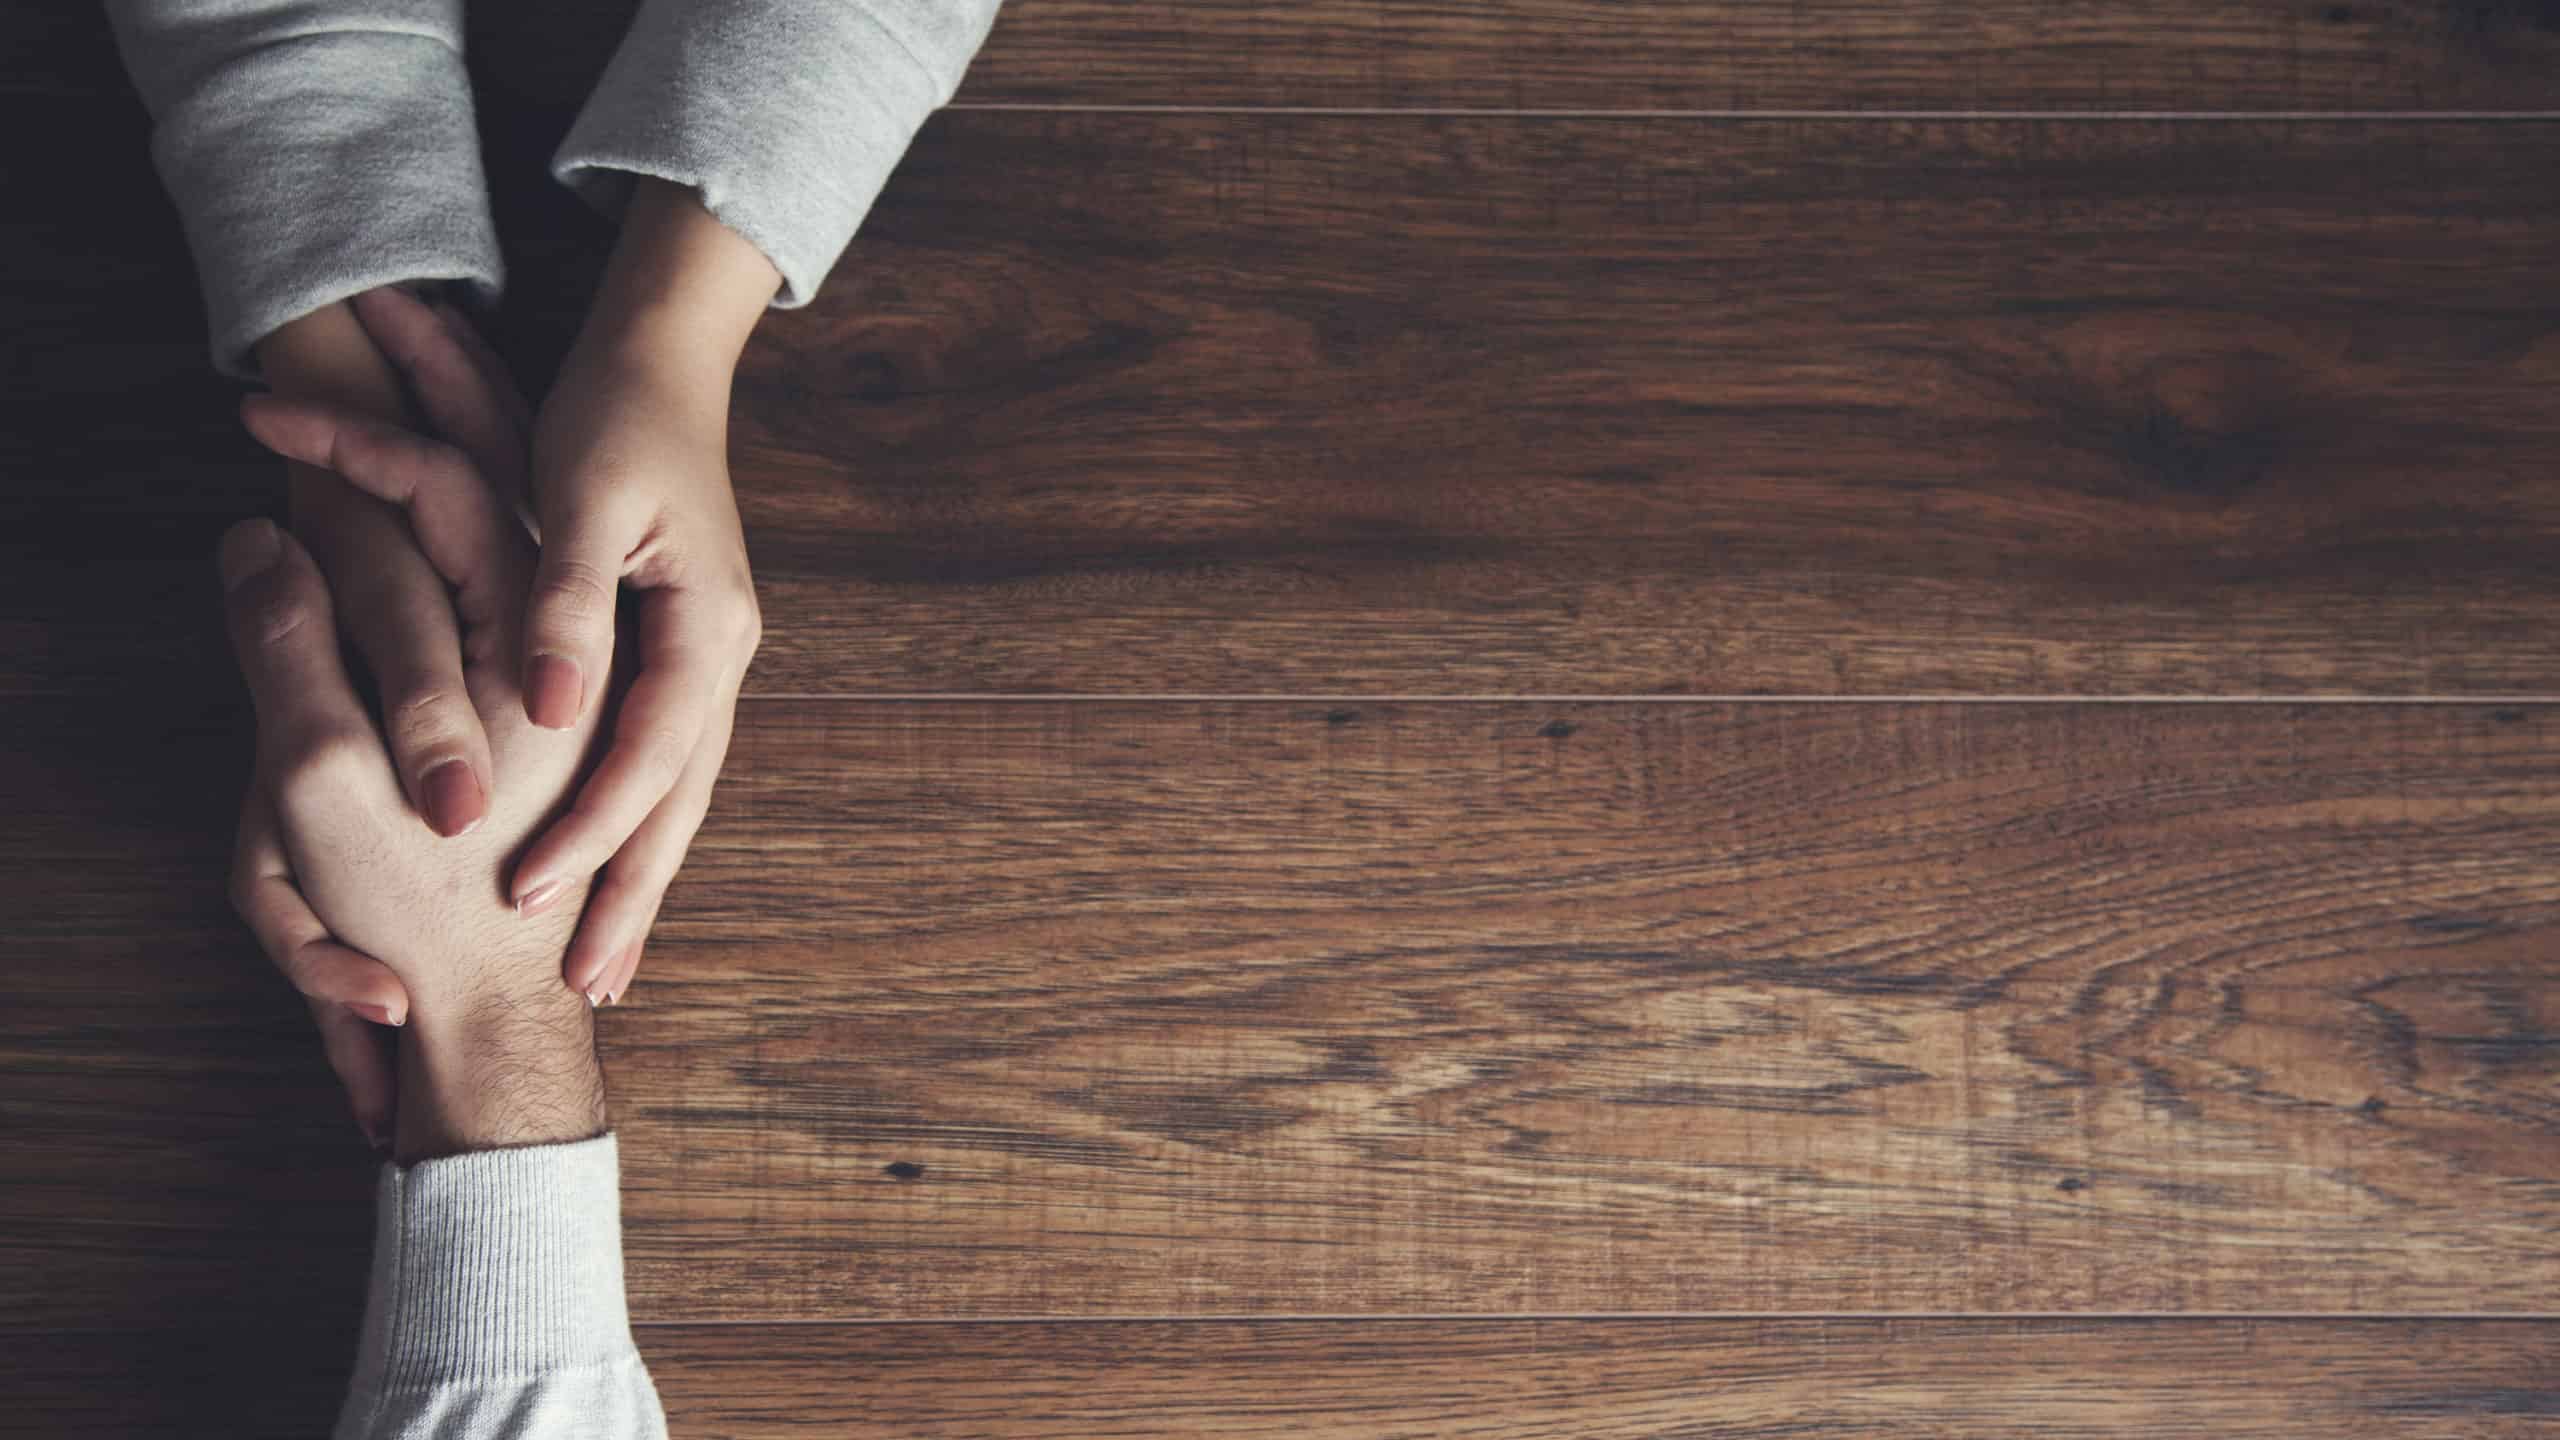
[
  {"x1": 334, "y1": 1135, "x2": 665, "y2": 1440},
  {"x1": 106, "y1": 0, "x2": 503, "y2": 377},
  {"x1": 550, "y1": 0, "x2": 1003, "y2": 310}
]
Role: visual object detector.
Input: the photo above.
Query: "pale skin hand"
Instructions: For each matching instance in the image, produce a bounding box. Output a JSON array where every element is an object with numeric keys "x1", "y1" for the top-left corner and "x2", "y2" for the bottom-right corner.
[
  {"x1": 225, "y1": 323, "x2": 609, "y2": 1159},
  {"x1": 510, "y1": 178, "x2": 776, "y2": 1007},
  {"x1": 237, "y1": 295, "x2": 516, "y2": 1144}
]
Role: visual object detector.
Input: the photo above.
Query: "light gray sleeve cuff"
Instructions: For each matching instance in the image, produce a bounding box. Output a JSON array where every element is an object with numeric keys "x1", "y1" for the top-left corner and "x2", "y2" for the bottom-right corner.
[
  {"x1": 107, "y1": 1, "x2": 502, "y2": 377},
  {"x1": 551, "y1": 0, "x2": 1002, "y2": 309},
  {"x1": 333, "y1": 1135, "x2": 666, "y2": 1440}
]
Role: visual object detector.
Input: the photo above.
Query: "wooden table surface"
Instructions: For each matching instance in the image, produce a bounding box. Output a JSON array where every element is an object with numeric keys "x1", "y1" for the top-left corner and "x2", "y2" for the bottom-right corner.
[{"x1": 5, "y1": 3, "x2": 2558, "y2": 1434}]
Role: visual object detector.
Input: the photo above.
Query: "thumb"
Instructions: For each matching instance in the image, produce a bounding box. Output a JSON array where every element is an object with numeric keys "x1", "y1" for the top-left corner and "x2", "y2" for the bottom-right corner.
[{"x1": 523, "y1": 506, "x2": 628, "y2": 731}]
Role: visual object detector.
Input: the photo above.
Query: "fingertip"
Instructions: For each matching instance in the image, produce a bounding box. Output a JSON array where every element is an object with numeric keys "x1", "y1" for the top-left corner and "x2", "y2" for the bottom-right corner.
[
  {"x1": 216, "y1": 518, "x2": 282, "y2": 591},
  {"x1": 525, "y1": 653, "x2": 585, "y2": 729},
  {"x1": 420, "y1": 758, "x2": 487, "y2": 838}
]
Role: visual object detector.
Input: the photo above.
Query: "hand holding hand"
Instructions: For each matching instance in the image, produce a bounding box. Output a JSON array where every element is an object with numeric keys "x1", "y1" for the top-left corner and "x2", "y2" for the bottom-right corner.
[
  {"x1": 228, "y1": 290, "x2": 610, "y2": 1159},
  {"x1": 508, "y1": 179, "x2": 776, "y2": 1004}
]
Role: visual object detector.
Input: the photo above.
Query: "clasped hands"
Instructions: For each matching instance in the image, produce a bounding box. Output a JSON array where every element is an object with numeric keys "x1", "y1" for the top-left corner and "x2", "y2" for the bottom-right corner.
[{"x1": 223, "y1": 184, "x2": 779, "y2": 1154}]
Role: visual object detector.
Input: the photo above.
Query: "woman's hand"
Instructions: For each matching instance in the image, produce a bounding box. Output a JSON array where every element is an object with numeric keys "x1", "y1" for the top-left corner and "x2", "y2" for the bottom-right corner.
[{"x1": 508, "y1": 179, "x2": 776, "y2": 1005}]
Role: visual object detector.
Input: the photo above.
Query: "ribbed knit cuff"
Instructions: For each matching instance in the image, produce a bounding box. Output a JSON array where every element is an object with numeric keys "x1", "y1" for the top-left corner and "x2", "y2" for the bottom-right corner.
[
  {"x1": 126, "y1": 25, "x2": 504, "y2": 376},
  {"x1": 347, "y1": 1134, "x2": 639, "y2": 1395},
  {"x1": 550, "y1": 0, "x2": 999, "y2": 309}
]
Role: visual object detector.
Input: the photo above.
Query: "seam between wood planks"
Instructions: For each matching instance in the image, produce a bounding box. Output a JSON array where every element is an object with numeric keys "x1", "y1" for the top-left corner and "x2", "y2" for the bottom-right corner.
[
  {"x1": 608, "y1": 1311, "x2": 2560, "y2": 1328},
  {"x1": 731, "y1": 694, "x2": 2560, "y2": 705},
  {"x1": 944, "y1": 104, "x2": 2560, "y2": 120}
]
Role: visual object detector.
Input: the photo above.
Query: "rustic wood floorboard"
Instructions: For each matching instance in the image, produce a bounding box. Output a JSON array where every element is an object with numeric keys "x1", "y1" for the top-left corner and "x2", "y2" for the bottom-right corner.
[
  {"x1": 9, "y1": 1319, "x2": 2557, "y2": 1436},
  {"x1": 17, "y1": 2, "x2": 2560, "y2": 110},
  {"x1": 6, "y1": 699, "x2": 2555, "y2": 1330},
  {"x1": 13, "y1": 103, "x2": 2560, "y2": 698}
]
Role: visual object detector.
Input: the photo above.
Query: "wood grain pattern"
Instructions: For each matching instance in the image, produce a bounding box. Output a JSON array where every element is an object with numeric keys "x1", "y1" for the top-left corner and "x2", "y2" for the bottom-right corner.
[
  {"x1": 9, "y1": 1320, "x2": 2557, "y2": 1436},
  {"x1": 955, "y1": 0, "x2": 2560, "y2": 112},
  {"x1": 24, "y1": 1, "x2": 2560, "y2": 110},
  {"x1": 643, "y1": 1319, "x2": 2560, "y2": 1437},
  {"x1": 733, "y1": 114, "x2": 2560, "y2": 696},
  {"x1": 7, "y1": 700, "x2": 2556, "y2": 1327},
  {"x1": 16, "y1": 102, "x2": 2560, "y2": 698}
]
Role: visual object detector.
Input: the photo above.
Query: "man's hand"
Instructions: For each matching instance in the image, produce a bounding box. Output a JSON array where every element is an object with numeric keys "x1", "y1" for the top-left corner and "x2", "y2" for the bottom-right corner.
[
  {"x1": 509, "y1": 179, "x2": 775, "y2": 1006},
  {"x1": 218, "y1": 518, "x2": 605, "y2": 1163},
  {"x1": 235, "y1": 295, "x2": 512, "y2": 1144},
  {"x1": 226, "y1": 299, "x2": 612, "y2": 1155}
]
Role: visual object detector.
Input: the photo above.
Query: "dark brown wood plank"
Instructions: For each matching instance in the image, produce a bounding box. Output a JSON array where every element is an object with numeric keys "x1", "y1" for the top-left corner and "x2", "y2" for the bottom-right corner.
[
  {"x1": 9, "y1": 1320, "x2": 2558, "y2": 1436},
  {"x1": 22, "y1": 1, "x2": 2560, "y2": 110},
  {"x1": 7, "y1": 700, "x2": 2556, "y2": 1327},
  {"x1": 733, "y1": 114, "x2": 2560, "y2": 695},
  {"x1": 20, "y1": 108, "x2": 2560, "y2": 699}
]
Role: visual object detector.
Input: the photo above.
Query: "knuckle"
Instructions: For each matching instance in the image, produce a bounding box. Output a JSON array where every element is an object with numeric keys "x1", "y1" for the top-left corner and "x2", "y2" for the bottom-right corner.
[
  {"x1": 534, "y1": 558, "x2": 617, "y2": 630},
  {"x1": 233, "y1": 570, "x2": 320, "y2": 653},
  {"x1": 384, "y1": 682, "x2": 470, "y2": 753},
  {"x1": 636, "y1": 725, "x2": 691, "y2": 788}
]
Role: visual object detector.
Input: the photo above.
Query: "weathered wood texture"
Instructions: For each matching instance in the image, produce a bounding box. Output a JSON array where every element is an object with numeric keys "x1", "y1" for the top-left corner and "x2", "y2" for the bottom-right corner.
[
  {"x1": 10, "y1": 1320, "x2": 2557, "y2": 1437},
  {"x1": 17, "y1": 106, "x2": 2560, "y2": 699},
  {"x1": 7, "y1": 700, "x2": 2556, "y2": 1329},
  {"x1": 24, "y1": 1, "x2": 2560, "y2": 109}
]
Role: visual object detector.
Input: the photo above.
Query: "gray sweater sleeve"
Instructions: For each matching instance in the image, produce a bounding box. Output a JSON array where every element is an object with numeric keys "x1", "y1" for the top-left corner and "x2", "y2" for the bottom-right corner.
[
  {"x1": 334, "y1": 1135, "x2": 666, "y2": 1440},
  {"x1": 105, "y1": 0, "x2": 504, "y2": 379},
  {"x1": 552, "y1": 0, "x2": 1003, "y2": 308}
]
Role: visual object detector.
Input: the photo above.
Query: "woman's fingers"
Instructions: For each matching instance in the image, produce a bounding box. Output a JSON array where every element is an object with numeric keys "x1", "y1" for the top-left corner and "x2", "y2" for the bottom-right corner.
[
  {"x1": 511, "y1": 584, "x2": 745, "y2": 915},
  {"x1": 558, "y1": 701, "x2": 733, "y2": 1002},
  {"x1": 244, "y1": 398, "x2": 533, "y2": 630},
  {"x1": 289, "y1": 482, "x2": 497, "y2": 838},
  {"x1": 350, "y1": 287, "x2": 529, "y2": 505},
  {"x1": 431, "y1": 298, "x2": 534, "y2": 435},
  {"x1": 519, "y1": 502, "x2": 631, "y2": 733}
]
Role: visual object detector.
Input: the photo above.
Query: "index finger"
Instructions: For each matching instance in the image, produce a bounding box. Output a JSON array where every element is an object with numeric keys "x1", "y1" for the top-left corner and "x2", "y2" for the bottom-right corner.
[{"x1": 509, "y1": 589, "x2": 732, "y2": 913}]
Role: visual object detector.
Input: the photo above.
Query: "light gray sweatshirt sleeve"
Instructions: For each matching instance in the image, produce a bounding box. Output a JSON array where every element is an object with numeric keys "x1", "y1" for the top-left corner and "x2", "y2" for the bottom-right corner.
[
  {"x1": 552, "y1": 0, "x2": 1004, "y2": 308},
  {"x1": 105, "y1": 0, "x2": 504, "y2": 378},
  {"x1": 334, "y1": 1135, "x2": 666, "y2": 1440}
]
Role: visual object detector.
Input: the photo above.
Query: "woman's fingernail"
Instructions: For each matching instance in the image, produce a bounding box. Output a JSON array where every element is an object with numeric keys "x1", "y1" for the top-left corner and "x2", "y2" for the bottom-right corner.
[
  {"x1": 216, "y1": 520, "x2": 281, "y2": 590},
  {"x1": 420, "y1": 760, "x2": 486, "y2": 838},
  {"x1": 586, "y1": 988, "x2": 603, "y2": 1008},
  {"x1": 517, "y1": 878, "x2": 565, "y2": 917},
  {"x1": 347, "y1": 1000, "x2": 404, "y2": 1028},
  {"x1": 526, "y1": 654, "x2": 583, "y2": 730},
  {"x1": 360, "y1": 1119, "x2": 390, "y2": 1151}
]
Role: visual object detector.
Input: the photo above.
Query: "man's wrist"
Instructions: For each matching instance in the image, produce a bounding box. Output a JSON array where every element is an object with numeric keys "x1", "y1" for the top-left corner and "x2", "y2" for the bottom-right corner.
[
  {"x1": 575, "y1": 178, "x2": 779, "y2": 388},
  {"x1": 393, "y1": 978, "x2": 608, "y2": 1165}
]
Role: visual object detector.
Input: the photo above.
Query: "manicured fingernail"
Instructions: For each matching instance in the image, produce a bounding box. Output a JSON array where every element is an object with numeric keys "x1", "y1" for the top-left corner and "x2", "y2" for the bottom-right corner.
[
  {"x1": 360, "y1": 1118, "x2": 390, "y2": 1151},
  {"x1": 517, "y1": 878, "x2": 565, "y2": 917},
  {"x1": 420, "y1": 759, "x2": 486, "y2": 838},
  {"x1": 607, "y1": 988, "x2": 622, "y2": 1007},
  {"x1": 347, "y1": 1000, "x2": 405, "y2": 1028},
  {"x1": 217, "y1": 520, "x2": 281, "y2": 590},
  {"x1": 526, "y1": 654, "x2": 583, "y2": 730},
  {"x1": 585, "y1": 988, "x2": 603, "y2": 1008}
]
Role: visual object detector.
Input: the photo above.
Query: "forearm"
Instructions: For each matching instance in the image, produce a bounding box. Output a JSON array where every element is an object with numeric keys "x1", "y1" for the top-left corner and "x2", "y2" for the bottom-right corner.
[
  {"x1": 393, "y1": 975, "x2": 607, "y2": 1166},
  {"x1": 572, "y1": 178, "x2": 780, "y2": 398}
]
